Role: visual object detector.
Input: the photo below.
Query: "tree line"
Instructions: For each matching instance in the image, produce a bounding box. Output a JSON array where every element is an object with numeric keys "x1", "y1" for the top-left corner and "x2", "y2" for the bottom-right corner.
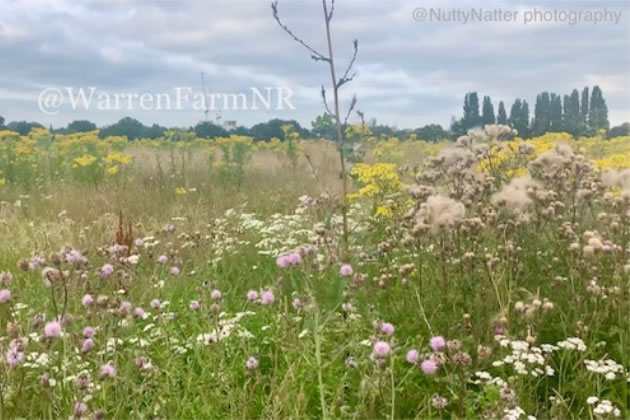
[
  {"x1": 450, "y1": 85, "x2": 616, "y2": 139},
  {"x1": 1, "y1": 85, "x2": 627, "y2": 141}
]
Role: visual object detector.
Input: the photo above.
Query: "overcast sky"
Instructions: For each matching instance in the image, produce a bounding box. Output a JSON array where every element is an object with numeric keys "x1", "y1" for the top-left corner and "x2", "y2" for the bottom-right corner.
[{"x1": 0, "y1": 0, "x2": 629, "y2": 130}]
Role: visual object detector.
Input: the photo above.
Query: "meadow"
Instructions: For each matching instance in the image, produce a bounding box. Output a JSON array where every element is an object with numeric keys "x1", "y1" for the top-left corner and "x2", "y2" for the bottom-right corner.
[{"x1": 0, "y1": 126, "x2": 629, "y2": 419}]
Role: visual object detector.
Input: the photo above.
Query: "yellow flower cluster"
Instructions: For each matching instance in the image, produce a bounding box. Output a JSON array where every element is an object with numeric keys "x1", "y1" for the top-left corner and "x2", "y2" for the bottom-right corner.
[
  {"x1": 347, "y1": 161, "x2": 401, "y2": 211},
  {"x1": 594, "y1": 153, "x2": 630, "y2": 170}
]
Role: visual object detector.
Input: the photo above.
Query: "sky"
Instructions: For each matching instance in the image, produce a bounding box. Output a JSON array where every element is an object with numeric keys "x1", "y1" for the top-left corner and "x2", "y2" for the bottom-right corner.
[{"x1": 0, "y1": 0, "x2": 629, "y2": 130}]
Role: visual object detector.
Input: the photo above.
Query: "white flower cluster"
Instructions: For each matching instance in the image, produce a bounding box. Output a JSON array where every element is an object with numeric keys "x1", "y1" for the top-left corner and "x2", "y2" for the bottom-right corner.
[
  {"x1": 585, "y1": 358, "x2": 625, "y2": 380},
  {"x1": 556, "y1": 337, "x2": 587, "y2": 351},
  {"x1": 502, "y1": 406, "x2": 536, "y2": 420},
  {"x1": 196, "y1": 311, "x2": 256, "y2": 346},
  {"x1": 471, "y1": 370, "x2": 507, "y2": 388},
  {"x1": 493, "y1": 338, "x2": 555, "y2": 377},
  {"x1": 587, "y1": 397, "x2": 621, "y2": 417}
]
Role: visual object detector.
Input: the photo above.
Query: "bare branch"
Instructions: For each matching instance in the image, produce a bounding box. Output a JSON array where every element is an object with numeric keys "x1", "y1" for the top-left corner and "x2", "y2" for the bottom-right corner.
[
  {"x1": 272, "y1": 1, "x2": 330, "y2": 63},
  {"x1": 337, "y1": 39, "x2": 358, "y2": 88},
  {"x1": 321, "y1": 86, "x2": 334, "y2": 115},
  {"x1": 327, "y1": 0, "x2": 335, "y2": 22},
  {"x1": 343, "y1": 95, "x2": 357, "y2": 126}
]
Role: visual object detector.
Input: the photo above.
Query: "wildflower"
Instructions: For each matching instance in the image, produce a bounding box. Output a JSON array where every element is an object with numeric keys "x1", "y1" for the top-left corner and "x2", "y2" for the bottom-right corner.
[
  {"x1": 150, "y1": 299, "x2": 161, "y2": 309},
  {"x1": 82, "y1": 339, "x2": 94, "y2": 353},
  {"x1": 170, "y1": 266, "x2": 180, "y2": 276},
  {"x1": 500, "y1": 387, "x2": 516, "y2": 402},
  {"x1": 0, "y1": 271, "x2": 12, "y2": 285},
  {"x1": 276, "y1": 255, "x2": 290, "y2": 268},
  {"x1": 119, "y1": 301, "x2": 132, "y2": 317},
  {"x1": 421, "y1": 359, "x2": 438, "y2": 375},
  {"x1": 40, "y1": 373, "x2": 53, "y2": 387},
  {"x1": 157, "y1": 255, "x2": 168, "y2": 264},
  {"x1": 431, "y1": 395, "x2": 448, "y2": 409},
  {"x1": 380, "y1": 322, "x2": 395, "y2": 336},
  {"x1": 6, "y1": 322, "x2": 19, "y2": 338},
  {"x1": 75, "y1": 374, "x2": 89, "y2": 390},
  {"x1": 453, "y1": 352, "x2": 472, "y2": 366},
  {"x1": 372, "y1": 341, "x2": 390, "y2": 359},
  {"x1": 0, "y1": 289, "x2": 11, "y2": 303},
  {"x1": 100, "y1": 363, "x2": 116, "y2": 378},
  {"x1": 134, "y1": 307, "x2": 146, "y2": 318},
  {"x1": 189, "y1": 300, "x2": 200, "y2": 311},
  {"x1": 340, "y1": 264, "x2": 353, "y2": 277},
  {"x1": 100, "y1": 263, "x2": 114, "y2": 278},
  {"x1": 246, "y1": 357, "x2": 259, "y2": 370},
  {"x1": 82, "y1": 294, "x2": 94, "y2": 307},
  {"x1": 345, "y1": 356, "x2": 358, "y2": 368},
  {"x1": 477, "y1": 345, "x2": 492, "y2": 359},
  {"x1": 74, "y1": 401, "x2": 88, "y2": 418},
  {"x1": 6, "y1": 347, "x2": 24, "y2": 368},
  {"x1": 83, "y1": 326, "x2": 95, "y2": 338},
  {"x1": 65, "y1": 250, "x2": 84, "y2": 266},
  {"x1": 44, "y1": 321, "x2": 62, "y2": 338},
  {"x1": 247, "y1": 290, "x2": 259, "y2": 301},
  {"x1": 261, "y1": 289, "x2": 275, "y2": 305},
  {"x1": 287, "y1": 252, "x2": 302, "y2": 265},
  {"x1": 430, "y1": 336, "x2": 446, "y2": 351},
  {"x1": 211, "y1": 289, "x2": 222, "y2": 300},
  {"x1": 292, "y1": 297, "x2": 303, "y2": 310},
  {"x1": 446, "y1": 339, "x2": 461, "y2": 353},
  {"x1": 406, "y1": 349, "x2": 419, "y2": 364},
  {"x1": 416, "y1": 195, "x2": 466, "y2": 233}
]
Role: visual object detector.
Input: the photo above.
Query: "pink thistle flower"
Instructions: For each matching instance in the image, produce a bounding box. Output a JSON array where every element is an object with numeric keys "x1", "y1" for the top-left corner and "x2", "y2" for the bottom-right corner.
[
  {"x1": 430, "y1": 336, "x2": 446, "y2": 351},
  {"x1": 494, "y1": 325, "x2": 505, "y2": 336},
  {"x1": 119, "y1": 301, "x2": 132, "y2": 317},
  {"x1": 210, "y1": 289, "x2": 222, "y2": 300},
  {"x1": 406, "y1": 349, "x2": 419, "y2": 364},
  {"x1": 29, "y1": 253, "x2": 46, "y2": 270},
  {"x1": 287, "y1": 252, "x2": 302, "y2": 265},
  {"x1": 246, "y1": 356, "x2": 259, "y2": 370},
  {"x1": 100, "y1": 363, "x2": 116, "y2": 378},
  {"x1": 100, "y1": 263, "x2": 114, "y2": 278},
  {"x1": 421, "y1": 359, "x2": 438, "y2": 375},
  {"x1": 134, "y1": 307, "x2": 146, "y2": 319},
  {"x1": 150, "y1": 299, "x2": 161, "y2": 309},
  {"x1": 44, "y1": 321, "x2": 62, "y2": 338},
  {"x1": 0, "y1": 289, "x2": 11, "y2": 303},
  {"x1": 247, "y1": 290, "x2": 259, "y2": 301},
  {"x1": 261, "y1": 289, "x2": 275, "y2": 305},
  {"x1": 169, "y1": 266, "x2": 180, "y2": 276},
  {"x1": 189, "y1": 300, "x2": 201, "y2": 311},
  {"x1": 81, "y1": 294, "x2": 93, "y2": 307},
  {"x1": 65, "y1": 250, "x2": 84, "y2": 266},
  {"x1": 83, "y1": 326, "x2": 95, "y2": 338},
  {"x1": 82, "y1": 338, "x2": 94, "y2": 353},
  {"x1": 372, "y1": 341, "x2": 390, "y2": 359},
  {"x1": 74, "y1": 402, "x2": 88, "y2": 417},
  {"x1": 5, "y1": 347, "x2": 24, "y2": 368},
  {"x1": 276, "y1": 255, "x2": 290, "y2": 268},
  {"x1": 380, "y1": 322, "x2": 395, "y2": 336},
  {"x1": 340, "y1": 264, "x2": 353, "y2": 277},
  {"x1": 157, "y1": 255, "x2": 168, "y2": 265}
]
